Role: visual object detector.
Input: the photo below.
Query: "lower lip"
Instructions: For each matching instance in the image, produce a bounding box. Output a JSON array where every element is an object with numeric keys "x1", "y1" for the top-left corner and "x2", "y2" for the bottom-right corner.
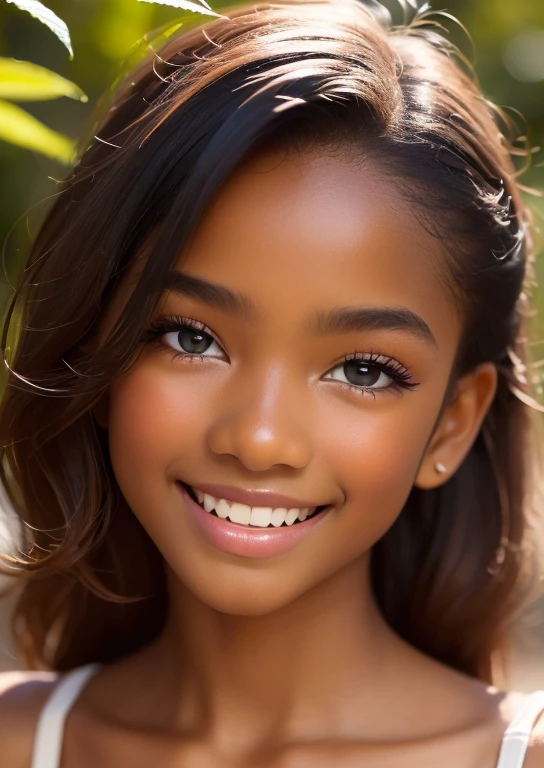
[{"x1": 177, "y1": 482, "x2": 331, "y2": 559}]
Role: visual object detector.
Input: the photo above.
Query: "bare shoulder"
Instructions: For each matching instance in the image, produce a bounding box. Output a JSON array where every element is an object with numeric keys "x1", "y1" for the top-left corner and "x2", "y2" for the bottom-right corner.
[
  {"x1": 525, "y1": 743, "x2": 544, "y2": 768},
  {"x1": 498, "y1": 689, "x2": 544, "y2": 768},
  {"x1": 0, "y1": 669, "x2": 59, "y2": 768},
  {"x1": 525, "y1": 706, "x2": 544, "y2": 768}
]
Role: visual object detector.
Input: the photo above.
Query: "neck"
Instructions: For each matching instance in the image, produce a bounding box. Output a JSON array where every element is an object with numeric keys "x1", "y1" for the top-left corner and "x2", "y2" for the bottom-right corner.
[{"x1": 142, "y1": 556, "x2": 408, "y2": 751}]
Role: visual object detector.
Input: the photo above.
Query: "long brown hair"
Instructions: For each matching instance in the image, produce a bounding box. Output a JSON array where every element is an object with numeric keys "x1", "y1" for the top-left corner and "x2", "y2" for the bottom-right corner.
[{"x1": 1, "y1": 0, "x2": 542, "y2": 682}]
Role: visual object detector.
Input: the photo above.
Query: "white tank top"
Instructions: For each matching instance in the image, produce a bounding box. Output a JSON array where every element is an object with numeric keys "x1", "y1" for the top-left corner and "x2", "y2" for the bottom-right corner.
[{"x1": 30, "y1": 662, "x2": 544, "y2": 768}]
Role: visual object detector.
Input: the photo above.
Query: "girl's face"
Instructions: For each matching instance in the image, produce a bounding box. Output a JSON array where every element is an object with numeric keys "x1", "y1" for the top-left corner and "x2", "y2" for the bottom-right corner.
[{"x1": 106, "y1": 149, "x2": 462, "y2": 615}]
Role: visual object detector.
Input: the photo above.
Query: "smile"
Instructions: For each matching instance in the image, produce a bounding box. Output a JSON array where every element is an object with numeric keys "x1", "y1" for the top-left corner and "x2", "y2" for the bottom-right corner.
[
  {"x1": 182, "y1": 482, "x2": 328, "y2": 528},
  {"x1": 177, "y1": 481, "x2": 332, "y2": 559}
]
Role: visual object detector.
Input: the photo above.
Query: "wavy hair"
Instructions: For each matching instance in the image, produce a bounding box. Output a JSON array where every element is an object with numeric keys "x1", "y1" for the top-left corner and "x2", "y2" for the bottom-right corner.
[{"x1": 1, "y1": 0, "x2": 542, "y2": 682}]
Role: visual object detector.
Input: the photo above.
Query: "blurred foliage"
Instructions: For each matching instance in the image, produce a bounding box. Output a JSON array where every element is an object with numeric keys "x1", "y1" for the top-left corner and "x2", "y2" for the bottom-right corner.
[
  {"x1": 0, "y1": 57, "x2": 86, "y2": 162},
  {"x1": 0, "y1": 2, "x2": 85, "y2": 163},
  {"x1": 1, "y1": 0, "x2": 543, "y2": 335},
  {"x1": 0, "y1": 95, "x2": 75, "y2": 161},
  {"x1": 0, "y1": 0, "x2": 221, "y2": 165},
  {"x1": 5, "y1": 0, "x2": 73, "y2": 57}
]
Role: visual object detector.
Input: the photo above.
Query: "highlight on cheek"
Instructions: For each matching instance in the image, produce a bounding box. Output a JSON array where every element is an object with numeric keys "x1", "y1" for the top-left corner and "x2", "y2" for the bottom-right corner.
[{"x1": 141, "y1": 314, "x2": 421, "y2": 398}]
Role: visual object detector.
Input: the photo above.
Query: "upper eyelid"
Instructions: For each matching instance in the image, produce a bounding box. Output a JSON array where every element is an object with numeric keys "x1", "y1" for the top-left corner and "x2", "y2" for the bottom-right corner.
[
  {"x1": 342, "y1": 350, "x2": 408, "y2": 369},
  {"x1": 154, "y1": 316, "x2": 225, "y2": 349}
]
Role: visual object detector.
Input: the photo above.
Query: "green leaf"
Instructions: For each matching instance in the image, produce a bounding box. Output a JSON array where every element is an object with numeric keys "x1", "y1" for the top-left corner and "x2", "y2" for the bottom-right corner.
[
  {"x1": 137, "y1": 0, "x2": 226, "y2": 19},
  {"x1": 0, "y1": 99, "x2": 75, "y2": 163},
  {"x1": 4, "y1": 0, "x2": 73, "y2": 58},
  {"x1": 0, "y1": 58, "x2": 87, "y2": 102}
]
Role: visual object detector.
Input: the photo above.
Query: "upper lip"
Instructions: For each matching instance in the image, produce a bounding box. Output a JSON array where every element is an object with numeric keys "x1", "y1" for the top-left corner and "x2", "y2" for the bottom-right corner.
[{"x1": 184, "y1": 482, "x2": 329, "y2": 510}]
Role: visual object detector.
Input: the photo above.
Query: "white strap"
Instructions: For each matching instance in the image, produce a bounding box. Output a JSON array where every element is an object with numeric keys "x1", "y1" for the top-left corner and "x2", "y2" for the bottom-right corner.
[
  {"x1": 496, "y1": 691, "x2": 544, "y2": 768},
  {"x1": 31, "y1": 663, "x2": 102, "y2": 768}
]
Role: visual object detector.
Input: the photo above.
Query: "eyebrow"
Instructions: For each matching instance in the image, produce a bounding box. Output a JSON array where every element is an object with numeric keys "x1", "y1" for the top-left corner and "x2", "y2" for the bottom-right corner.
[
  {"x1": 311, "y1": 306, "x2": 437, "y2": 348},
  {"x1": 163, "y1": 270, "x2": 437, "y2": 348},
  {"x1": 164, "y1": 270, "x2": 254, "y2": 320}
]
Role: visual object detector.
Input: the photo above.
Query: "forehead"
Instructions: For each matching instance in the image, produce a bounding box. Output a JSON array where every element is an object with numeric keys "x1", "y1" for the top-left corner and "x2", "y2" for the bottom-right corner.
[{"x1": 175, "y1": 149, "x2": 459, "y2": 347}]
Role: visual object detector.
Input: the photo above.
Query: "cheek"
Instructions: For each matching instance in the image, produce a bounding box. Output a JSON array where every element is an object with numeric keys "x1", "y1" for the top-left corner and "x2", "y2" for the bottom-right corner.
[
  {"x1": 320, "y1": 399, "x2": 433, "y2": 546},
  {"x1": 107, "y1": 361, "x2": 205, "y2": 501}
]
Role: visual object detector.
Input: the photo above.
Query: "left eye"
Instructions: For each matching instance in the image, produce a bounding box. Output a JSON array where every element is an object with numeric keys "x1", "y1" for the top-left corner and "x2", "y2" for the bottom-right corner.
[
  {"x1": 163, "y1": 326, "x2": 223, "y2": 357},
  {"x1": 324, "y1": 359, "x2": 392, "y2": 389}
]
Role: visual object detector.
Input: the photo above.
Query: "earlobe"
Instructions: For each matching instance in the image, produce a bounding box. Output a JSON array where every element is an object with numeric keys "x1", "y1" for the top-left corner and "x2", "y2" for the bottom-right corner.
[{"x1": 414, "y1": 362, "x2": 498, "y2": 490}]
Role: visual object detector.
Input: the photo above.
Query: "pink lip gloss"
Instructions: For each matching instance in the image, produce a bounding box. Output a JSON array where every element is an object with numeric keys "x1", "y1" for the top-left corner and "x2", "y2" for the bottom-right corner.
[{"x1": 177, "y1": 482, "x2": 331, "y2": 559}]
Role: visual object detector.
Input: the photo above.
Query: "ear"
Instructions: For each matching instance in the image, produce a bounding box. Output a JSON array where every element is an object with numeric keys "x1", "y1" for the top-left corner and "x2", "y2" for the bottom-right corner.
[{"x1": 415, "y1": 362, "x2": 498, "y2": 489}]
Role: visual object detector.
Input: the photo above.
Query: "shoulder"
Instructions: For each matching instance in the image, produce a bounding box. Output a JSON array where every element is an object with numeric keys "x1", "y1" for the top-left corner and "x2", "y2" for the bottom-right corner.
[
  {"x1": 0, "y1": 669, "x2": 59, "y2": 768},
  {"x1": 525, "y1": 745, "x2": 544, "y2": 768},
  {"x1": 525, "y1": 705, "x2": 544, "y2": 768},
  {"x1": 501, "y1": 689, "x2": 544, "y2": 768}
]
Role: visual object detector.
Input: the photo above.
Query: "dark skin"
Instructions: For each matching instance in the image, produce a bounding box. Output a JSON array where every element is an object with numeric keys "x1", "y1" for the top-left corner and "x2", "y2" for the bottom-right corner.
[{"x1": 1, "y1": 148, "x2": 543, "y2": 767}]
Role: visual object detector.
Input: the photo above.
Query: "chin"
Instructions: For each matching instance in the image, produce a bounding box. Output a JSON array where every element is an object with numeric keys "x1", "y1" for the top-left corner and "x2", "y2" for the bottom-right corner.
[{"x1": 175, "y1": 566, "x2": 312, "y2": 617}]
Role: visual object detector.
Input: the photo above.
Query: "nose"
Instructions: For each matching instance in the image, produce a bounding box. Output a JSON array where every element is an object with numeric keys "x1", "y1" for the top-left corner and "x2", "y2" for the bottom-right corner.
[{"x1": 206, "y1": 367, "x2": 312, "y2": 472}]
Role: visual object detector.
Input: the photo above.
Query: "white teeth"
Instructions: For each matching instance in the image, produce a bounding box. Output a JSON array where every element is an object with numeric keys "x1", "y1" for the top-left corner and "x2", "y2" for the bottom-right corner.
[
  {"x1": 228, "y1": 502, "x2": 251, "y2": 525},
  {"x1": 285, "y1": 508, "x2": 299, "y2": 526},
  {"x1": 249, "y1": 507, "x2": 272, "y2": 527},
  {"x1": 188, "y1": 486, "x2": 319, "y2": 527},
  {"x1": 195, "y1": 489, "x2": 205, "y2": 505},
  {"x1": 271, "y1": 508, "x2": 287, "y2": 527},
  {"x1": 214, "y1": 498, "x2": 230, "y2": 519}
]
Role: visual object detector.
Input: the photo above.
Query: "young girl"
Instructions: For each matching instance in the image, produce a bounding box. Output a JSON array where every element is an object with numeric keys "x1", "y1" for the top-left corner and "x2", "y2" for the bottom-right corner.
[{"x1": 1, "y1": 0, "x2": 544, "y2": 765}]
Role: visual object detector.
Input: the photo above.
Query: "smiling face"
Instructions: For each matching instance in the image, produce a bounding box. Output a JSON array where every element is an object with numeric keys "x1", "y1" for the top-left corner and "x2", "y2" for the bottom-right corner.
[{"x1": 104, "y1": 148, "x2": 472, "y2": 615}]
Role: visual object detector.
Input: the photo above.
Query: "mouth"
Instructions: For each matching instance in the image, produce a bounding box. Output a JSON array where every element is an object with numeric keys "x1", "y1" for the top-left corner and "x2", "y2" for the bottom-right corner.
[{"x1": 179, "y1": 482, "x2": 330, "y2": 529}]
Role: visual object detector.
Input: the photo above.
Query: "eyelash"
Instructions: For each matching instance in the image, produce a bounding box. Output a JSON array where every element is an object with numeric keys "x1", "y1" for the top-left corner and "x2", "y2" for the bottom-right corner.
[{"x1": 142, "y1": 315, "x2": 421, "y2": 398}]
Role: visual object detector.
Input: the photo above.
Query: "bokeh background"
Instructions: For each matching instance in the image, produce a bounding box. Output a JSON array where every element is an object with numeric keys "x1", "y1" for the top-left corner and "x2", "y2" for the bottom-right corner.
[{"x1": 1, "y1": 0, "x2": 544, "y2": 685}]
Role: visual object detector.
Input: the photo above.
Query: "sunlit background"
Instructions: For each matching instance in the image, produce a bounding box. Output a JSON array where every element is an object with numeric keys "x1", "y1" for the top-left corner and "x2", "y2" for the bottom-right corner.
[{"x1": 1, "y1": 0, "x2": 544, "y2": 687}]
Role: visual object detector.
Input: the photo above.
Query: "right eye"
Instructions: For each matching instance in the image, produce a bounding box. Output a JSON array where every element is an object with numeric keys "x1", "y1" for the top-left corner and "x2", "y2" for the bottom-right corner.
[
  {"x1": 143, "y1": 315, "x2": 226, "y2": 359},
  {"x1": 162, "y1": 324, "x2": 223, "y2": 358}
]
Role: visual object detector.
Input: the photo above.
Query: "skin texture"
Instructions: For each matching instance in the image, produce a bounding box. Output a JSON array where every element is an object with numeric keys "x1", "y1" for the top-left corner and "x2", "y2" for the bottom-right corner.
[{"x1": 1, "y1": 149, "x2": 543, "y2": 767}]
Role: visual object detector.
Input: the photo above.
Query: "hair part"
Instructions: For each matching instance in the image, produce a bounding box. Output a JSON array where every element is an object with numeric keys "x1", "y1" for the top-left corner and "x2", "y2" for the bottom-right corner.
[{"x1": 1, "y1": 0, "x2": 542, "y2": 681}]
